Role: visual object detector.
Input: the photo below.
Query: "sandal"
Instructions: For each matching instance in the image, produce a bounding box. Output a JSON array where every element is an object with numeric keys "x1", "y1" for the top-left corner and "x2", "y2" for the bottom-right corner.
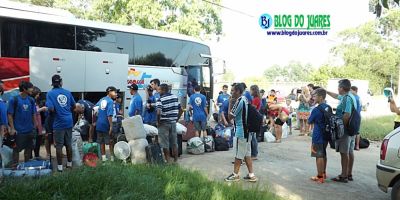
[
  {"x1": 311, "y1": 176, "x2": 324, "y2": 183},
  {"x1": 348, "y1": 175, "x2": 353, "y2": 181},
  {"x1": 331, "y1": 175, "x2": 348, "y2": 183},
  {"x1": 275, "y1": 139, "x2": 281, "y2": 143}
]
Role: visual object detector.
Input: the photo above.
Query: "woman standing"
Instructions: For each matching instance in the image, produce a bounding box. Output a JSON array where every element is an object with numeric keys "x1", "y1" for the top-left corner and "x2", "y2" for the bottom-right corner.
[{"x1": 297, "y1": 86, "x2": 311, "y2": 136}]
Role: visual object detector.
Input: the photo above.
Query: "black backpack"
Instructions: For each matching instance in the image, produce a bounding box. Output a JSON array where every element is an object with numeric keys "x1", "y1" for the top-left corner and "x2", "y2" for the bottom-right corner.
[
  {"x1": 246, "y1": 104, "x2": 263, "y2": 133},
  {"x1": 316, "y1": 104, "x2": 345, "y2": 142},
  {"x1": 214, "y1": 137, "x2": 229, "y2": 151},
  {"x1": 343, "y1": 95, "x2": 361, "y2": 136}
]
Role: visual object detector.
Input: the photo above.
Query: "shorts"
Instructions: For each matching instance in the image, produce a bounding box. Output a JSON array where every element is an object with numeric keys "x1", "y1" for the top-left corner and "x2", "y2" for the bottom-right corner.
[
  {"x1": 233, "y1": 133, "x2": 253, "y2": 160},
  {"x1": 298, "y1": 112, "x2": 310, "y2": 120},
  {"x1": 97, "y1": 131, "x2": 111, "y2": 144},
  {"x1": 54, "y1": 129, "x2": 72, "y2": 149},
  {"x1": 311, "y1": 143, "x2": 328, "y2": 158},
  {"x1": 275, "y1": 118, "x2": 285, "y2": 126},
  {"x1": 335, "y1": 134, "x2": 355, "y2": 154},
  {"x1": 194, "y1": 121, "x2": 206, "y2": 131},
  {"x1": 15, "y1": 132, "x2": 34, "y2": 152},
  {"x1": 158, "y1": 122, "x2": 177, "y2": 149}
]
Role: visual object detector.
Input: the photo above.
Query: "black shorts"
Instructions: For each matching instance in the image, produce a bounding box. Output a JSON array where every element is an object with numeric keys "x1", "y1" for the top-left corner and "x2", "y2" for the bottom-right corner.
[
  {"x1": 275, "y1": 118, "x2": 285, "y2": 126},
  {"x1": 15, "y1": 132, "x2": 34, "y2": 152},
  {"x1": 54, "y1": 129, "x2": 72, "y2": 148},
  {"x1": 311, "y1": 143, "x2": 328, "y2": 158}
]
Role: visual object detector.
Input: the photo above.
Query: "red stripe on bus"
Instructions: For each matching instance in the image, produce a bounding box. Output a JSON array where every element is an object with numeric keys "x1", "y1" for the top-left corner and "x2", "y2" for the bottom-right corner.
[{"x1": 0, "y1": 57, "x2": 29, "y2": 80}]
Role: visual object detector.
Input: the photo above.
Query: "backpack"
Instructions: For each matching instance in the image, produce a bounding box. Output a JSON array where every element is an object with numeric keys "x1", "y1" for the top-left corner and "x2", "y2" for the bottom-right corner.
[
  {"x1": 214, "y1": 137, "x2": 229, "y2": 151},
  {"x1": 343, "y1": 95, "x2": 361, "y2": 136},
  {"x1": 316, "y1": 104, "x2": 345, "y2": 142},
  {"x1": 246, "y1": 104, "x2": 263, "y2": 133}
]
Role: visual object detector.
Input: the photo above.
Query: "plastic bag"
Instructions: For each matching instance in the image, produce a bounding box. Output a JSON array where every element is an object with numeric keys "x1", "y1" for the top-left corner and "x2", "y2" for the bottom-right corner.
[
  {"x1": 72, "y1": 131, "x2": 83, "y2": 167},
  {"x1": 143, "y1": 124, "x2": 158, "y2": 136},
  {"x1": 264, "y1": 131, "x2": 276, "y2": 143},
  {"x1": 0, "y1": 145, "x2": 13, "y2": 168},
  {"x1": 176, "y1": 123, "x2": 187, "y2": 135},
  {"x1": 282, "y1": 123, "x2": 289, "y2": 139},
  {"x1": 187, "y1": 137, "x2": 205, "y2": 155},
  {"x1": 129, "y1": 139, "x2": 149, "y2": 164},
  {"x1": 122, "y1": 116, "x2": 147, "y2": 141}
]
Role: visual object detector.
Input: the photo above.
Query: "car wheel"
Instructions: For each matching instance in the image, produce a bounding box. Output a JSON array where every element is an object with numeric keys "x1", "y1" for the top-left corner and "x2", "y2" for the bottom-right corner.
[{"x1": 392, "y1": 180, "x2": 400, "y2": 200}]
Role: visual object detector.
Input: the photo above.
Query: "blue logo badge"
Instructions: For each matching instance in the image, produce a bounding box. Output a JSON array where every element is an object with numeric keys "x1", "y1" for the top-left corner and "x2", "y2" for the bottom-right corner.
[{"x1": 259, "y1": 13, "x2": 273, "y2": 29}]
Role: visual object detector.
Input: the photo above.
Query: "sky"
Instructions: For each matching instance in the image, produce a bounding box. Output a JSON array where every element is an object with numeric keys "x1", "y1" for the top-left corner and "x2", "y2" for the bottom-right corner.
[{"x1": 210, "y1": 0, "x2": 375, "y2": 80}]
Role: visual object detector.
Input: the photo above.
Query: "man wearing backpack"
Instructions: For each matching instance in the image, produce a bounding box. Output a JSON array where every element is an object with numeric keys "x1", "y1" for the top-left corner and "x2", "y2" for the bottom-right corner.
[
  {"x1": 327, "y1": 79, "x2": 358, "y2": 183},
  {"x1": 225, "y1": 83, "x2": 258, "y2": 182},
  {"x1": 308, "y1": 88, "x2": 332, "y2": 183},
  {"x1": 7, "y1": 81, "x2": 37, "y2": 165},
  {"x1": 46, "y1": 75, "x2": 76, "y2": 172}
]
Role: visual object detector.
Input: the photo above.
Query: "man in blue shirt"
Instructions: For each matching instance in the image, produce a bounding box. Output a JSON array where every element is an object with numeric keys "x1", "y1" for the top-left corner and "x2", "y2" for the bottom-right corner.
[
  {"x1": 217, "y1": 85, "x2": 230, "y2": 110},
  {"x1": 143, "y1": 85, "x2": 157, "y2": 126},
  {"x1": 327, "y1": 79, "x2": 358, "y2": 183},
  {"x1": 74, "y1": 99, "x2": 95, "y2": 142},
  {"x1": 0, "y1": 82, "x2": 8, "y2": 149},
  {"x1": 241, "y1": 83, "x2": 253, "y2": 103},
  {"x1": 128, "y1": 83, "x2": 143, "y2": 117},
  {"x1": 225, "y1": 83, "x2": 257, "y2": 183},
  {"x1": 8, "y1": 81, "x2": 37, "y2": 165},
  {"x1": 96, "y1": 86, "x2": 117, "y2": 162},
  {"x1": 189, "y1": 85, "x2": 208, "y2": 138},
  {"x1": 46, "y1": 75, "x2": 75, "y2": 172},
  {"x1": 308, "y1": 88, "x2": 332, "y2": 183},
  {"x1": 150, "y1": 79, "x2": 161, "y2": 102},
  {"x1": 350, "y1": 86, "x2": 362, "y2": 151}
]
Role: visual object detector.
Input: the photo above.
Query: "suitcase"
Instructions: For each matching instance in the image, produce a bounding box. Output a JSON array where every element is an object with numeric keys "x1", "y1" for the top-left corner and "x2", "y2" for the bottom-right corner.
[
  {"x1": 181, "y1": 121, "x2": 196, "y2": 142},
  {"x1": 170, "y1": 134, "x2": 182, "y2": 157},
  {"x1": 17, "y1": 160, "x2": 51, "y2": 170},
  {"x1": 146, "y1": 143, "x2": 164, "y2": 164}
]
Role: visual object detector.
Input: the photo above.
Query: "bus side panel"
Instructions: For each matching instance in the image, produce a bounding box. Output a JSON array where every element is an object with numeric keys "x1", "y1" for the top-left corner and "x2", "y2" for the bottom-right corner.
[{"x1": 0, "y1": 57, "x2": 29, "y2": 91}]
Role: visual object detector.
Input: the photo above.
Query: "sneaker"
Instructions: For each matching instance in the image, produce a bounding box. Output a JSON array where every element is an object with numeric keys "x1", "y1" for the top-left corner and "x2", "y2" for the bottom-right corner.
[
  {"x1": 243, "y1": 174, "x2": 258, "y2": 182},
  {"x1": 225, "y1": 173, "x2": 240, "y2": 182}
]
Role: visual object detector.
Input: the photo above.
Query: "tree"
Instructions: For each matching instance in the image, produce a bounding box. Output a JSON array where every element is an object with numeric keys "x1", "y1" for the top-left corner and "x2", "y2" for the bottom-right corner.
[
  {"x1": 310, "y1": 10, "x2": 400, "y2": 93},
  {"x1": 15, "y1": 0, "x2": 222, "y2": 39},
  {"x1": 370, "y1": 0, "x2": 399, "y2": 17},
  {"x1": 263, "y1": 61, "x2": 315, "y2": 82}
]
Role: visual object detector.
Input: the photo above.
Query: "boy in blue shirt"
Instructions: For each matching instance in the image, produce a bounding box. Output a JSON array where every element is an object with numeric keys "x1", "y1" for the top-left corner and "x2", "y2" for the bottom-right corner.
[
  {"x1": 0, "y1": 83, "x2": 8, "y2": 148},
  {"x1": 308, "y1": 88, "x2": 332, "y2": 184},
  {"x1": 96, "y1": 86, "x2": 117, "y2": 162},
  {"x1": 46, "y1": 75, "x2": 75, "y2": 172},
  {"x1": 189, "y1": 85, "x2": 208, "y2": 138},
  {"x1": 8, "y1": 81, "x2": 37, "y2": 165},
  {"x1": 143, "y1": 85, "x2": 157, "y2": 126},
  {"x1": 217, "y1": 85, "x2": 230, "y2": 110},
  {"x1": 128, "y1": 83, "x2": 143, "y2": 117}
]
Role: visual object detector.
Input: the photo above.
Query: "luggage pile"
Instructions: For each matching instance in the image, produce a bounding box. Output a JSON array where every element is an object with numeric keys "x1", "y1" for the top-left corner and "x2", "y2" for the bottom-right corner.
[{"x1": 122, "y1": 115, "x2": 149, "y2": 164}]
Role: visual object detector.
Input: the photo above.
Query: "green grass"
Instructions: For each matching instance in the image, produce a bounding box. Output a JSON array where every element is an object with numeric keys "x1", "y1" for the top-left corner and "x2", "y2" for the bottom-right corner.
[
  {"x1": 0, "y1": 163, "x2": 278, "y2": 200},
  {"x1": 360, "y1": 115, "x2": 394, "y2": 141}
]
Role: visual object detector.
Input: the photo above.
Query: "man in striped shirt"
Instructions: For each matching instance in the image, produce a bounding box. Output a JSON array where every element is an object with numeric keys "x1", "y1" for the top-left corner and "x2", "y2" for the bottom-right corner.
[{"x1": 156, "y1": 84, "x2": 183, "y2": 163}]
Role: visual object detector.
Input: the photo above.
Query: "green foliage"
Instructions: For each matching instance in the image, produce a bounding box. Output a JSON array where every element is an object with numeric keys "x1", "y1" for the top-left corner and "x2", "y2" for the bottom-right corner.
[
  {"x1": 311, "y1": 10, "x2": 400, "y2": 93},
  {"x1": 14, "y1": 0, "x2": 222, "y2": 39},
  {"x1": 263, "y1": 61, "x2": 315, "y2": 82},
  {"x1": 0, "y1": 163, "x2": 279, "y2": 200},
  {"x1": 360, "y1": 115, "x2": 394, "y2": 140}
]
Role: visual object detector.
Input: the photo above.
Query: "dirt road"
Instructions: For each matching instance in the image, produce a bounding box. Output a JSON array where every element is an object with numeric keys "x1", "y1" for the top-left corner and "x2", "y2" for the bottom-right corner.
[{"x1": 178, "y1": 132, "x2": 389, "y2": 200}]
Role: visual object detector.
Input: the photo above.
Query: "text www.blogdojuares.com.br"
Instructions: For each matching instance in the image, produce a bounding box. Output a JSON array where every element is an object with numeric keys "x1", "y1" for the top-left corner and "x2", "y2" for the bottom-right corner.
[{"x1": 266, "y1": 30, "x2": 328, "y2": 36}]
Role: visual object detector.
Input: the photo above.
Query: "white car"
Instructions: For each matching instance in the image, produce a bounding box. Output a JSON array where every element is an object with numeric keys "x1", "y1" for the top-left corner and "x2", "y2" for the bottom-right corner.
[{"x1": 376, "y1": 128, "x2": 400, "y2": 200}]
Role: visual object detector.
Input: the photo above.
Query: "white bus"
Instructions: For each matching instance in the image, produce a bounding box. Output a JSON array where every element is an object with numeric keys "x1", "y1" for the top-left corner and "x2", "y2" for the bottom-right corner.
[{"x1": 0, "y1": 1, "x2": 214, "y2": 112}]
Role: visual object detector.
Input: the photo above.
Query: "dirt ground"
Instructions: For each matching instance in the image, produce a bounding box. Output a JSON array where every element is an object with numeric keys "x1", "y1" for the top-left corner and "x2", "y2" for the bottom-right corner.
[{"x1": 178, "y1": 130, "x2": 390, "y2": 200}]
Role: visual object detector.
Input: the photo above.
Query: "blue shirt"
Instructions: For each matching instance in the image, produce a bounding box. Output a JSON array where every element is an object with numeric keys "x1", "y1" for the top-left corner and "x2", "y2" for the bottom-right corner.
[
  {"x1": 189, "y1": 93, "x2": 207, "y2": 122},
  {"x1": 336, "y1": 93, "x2": 357, "y2": 118},
  {"x1": 308, "y1": 103, "x2": 329, "y2": 144},
  {"x1": 217, "y1": 93, "x2": 230, "y2": 106},
  {"x1": 143, "y1": 96, "x2": 157, "y2": 124},
  {"x1": 96, "y1": 96, "x2": 114, "y2": 132},
  {"x1": 231, "y1": 96, "x2": 248, "y2": 138},
  {"x1": 46, "y1": 88, "x2": 76, "y2": 130},
  {"x1": 221, "y1": 99, "x2": 229, "y2": 116},
  {"x1": 354, "y1": 94, "x2": 362, "y2": 114},
  {"x1": 8, "y1": 95, "x2": 37, "y2": 134},
  {"x1": 112, "y1": 102, "x2": 121, "y2": 123},
  {"x1": 128, "y1": 93, "x2": 143, "y2": 117},
  {"x1": 244, "y1": 91, "x2": 253, "y2": 103},
  {"x1": 0, "y1": 98, "x2": 8, "y2": 126}
]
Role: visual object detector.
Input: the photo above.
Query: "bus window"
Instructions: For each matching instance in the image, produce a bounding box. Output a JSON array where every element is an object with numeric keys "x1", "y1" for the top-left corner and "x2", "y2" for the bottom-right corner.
[
  {"x1": 77, "y1": 28, "x2": 134, "y2": 64},
  {"x1": 134, "y1": 34, "x2": 183, "y2": 67},
  {"x1": 1, "y1": 19, "x2": 75, "y2": 58},
  {"x1": 186, "y1": 66, "x2": 201, "y2": 97}
]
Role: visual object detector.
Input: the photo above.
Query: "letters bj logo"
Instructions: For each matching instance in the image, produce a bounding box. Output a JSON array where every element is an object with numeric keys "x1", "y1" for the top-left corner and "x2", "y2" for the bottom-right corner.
[{"x1": 259, "y1": 13, "x2": 272, "y2": 29}]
